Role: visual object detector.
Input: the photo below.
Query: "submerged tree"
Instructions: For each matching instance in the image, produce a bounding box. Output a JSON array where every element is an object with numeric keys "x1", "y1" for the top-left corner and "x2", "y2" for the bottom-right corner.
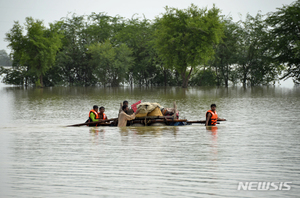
[
  {"x1": 87, "y1": 40, "x2": 134, "y2": 86},
  {"x1": 266, "y1": 0, "x2": 300, "y2": 84},
  {"x1": 5, "y1": 17, "x2": 63, "y2": 87},
  {"x1": 0, "y1": 50, "x2": 12, "y2": 66},
  {"x1": 234, "y1": 13, "x2": 283, "y2": 86},
  {"x1": 153, "y1": 4, "x2": 224, "y2": 88},
  {"x1": 114, "y1": 16, "x2": 159, "y2": 86},
  {"x1": 210, "y1": 18, "x2": 241, "y2": 87}
]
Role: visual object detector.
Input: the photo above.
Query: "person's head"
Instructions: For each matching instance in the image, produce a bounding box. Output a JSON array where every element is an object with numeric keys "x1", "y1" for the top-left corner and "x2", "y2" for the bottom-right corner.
[
  {"x1": 122, "y1": 105, "x2": 129, "y2": 112},
  {"x1": 99, "y1": 106, "x2": 105, "y2": 113},
  {"x1": 93, "y1": 105, "x2": 99, "y2": 111},
  {"x1": 123, "y1": 100, "x2": 128, "y2": 106},
  {"x1": 211, "y1": 104, "x2": 216, "y2": 111}
]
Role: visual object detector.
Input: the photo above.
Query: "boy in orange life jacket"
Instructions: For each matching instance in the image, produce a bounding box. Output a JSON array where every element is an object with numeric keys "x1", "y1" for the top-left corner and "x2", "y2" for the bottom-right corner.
[
  {"x1": 205, "y1": 104, "x2": 226, "y2": 126},
  {"x1": 88, "y1": 105, "x2": 99, "y2": 122},
  {"x1": 99, "y1": 106, "x2": 108, "y2": 120}
]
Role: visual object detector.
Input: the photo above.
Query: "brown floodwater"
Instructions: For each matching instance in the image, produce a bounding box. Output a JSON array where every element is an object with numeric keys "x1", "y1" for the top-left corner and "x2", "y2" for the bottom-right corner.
[{"x1": 0, "y1": 83, "x2": 299, "y2": 197}]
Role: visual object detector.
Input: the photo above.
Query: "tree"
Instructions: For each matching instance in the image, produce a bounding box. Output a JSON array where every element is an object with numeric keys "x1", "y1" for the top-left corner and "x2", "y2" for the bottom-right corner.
[
  {"x1": 153, "y1": 4, "x2": 224, "y2": 88},
  {"x1": 266, "y1": 0, "x2": 300, "y2": 84},
  {"x1": 56, "y1": 13, "x2": 125, "y2": 86},
  {"x1": 0, "y1": 66, "x2": 27, "y2": 85},
  {"x1": 189, "y1": 67, "x2": 217, "y2": 86},
  {"x1": 236, "y1": 13, "x2": 283, "y2": 86},
  {"x1": 210, "y1": 19, "x2": 240, "y2": 87},
  {"x1": 56, "y1": 14, "x2": 91, "y2": 86},
  {"x1": 114, "y1": 16, "x2": 160, "y2": 86},
  {"x1": 5, "y1": 17, "x2": 63, "y2": 87},
  {"x1": 0, "y1": 50, "x2": 12, "y2": 66},
  {"x1": 87, "y1": 40, "x2": 134, "y2": 86}
]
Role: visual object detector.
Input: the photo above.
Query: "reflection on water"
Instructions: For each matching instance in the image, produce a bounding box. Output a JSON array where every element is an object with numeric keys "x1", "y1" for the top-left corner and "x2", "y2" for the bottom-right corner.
[{"x1": 0, "y1": 84, "x2": 300, "y2": 197}]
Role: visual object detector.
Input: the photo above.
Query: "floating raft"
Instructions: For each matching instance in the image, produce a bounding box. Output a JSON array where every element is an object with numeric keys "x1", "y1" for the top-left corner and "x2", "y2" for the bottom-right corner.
[{"x1": 67, "y1": 116, "x2": 218, "y2": 127}]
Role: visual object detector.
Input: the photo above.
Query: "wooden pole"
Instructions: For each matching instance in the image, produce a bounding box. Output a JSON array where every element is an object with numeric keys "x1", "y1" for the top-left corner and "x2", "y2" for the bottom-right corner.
[
  {"x1": 186, "y1": 120, "x2": 226, "y2": 124},
  {"x1": 67, "y1": 118, "x2": 118, "y2": 127},
  {"x1": 173, "y1": 101, "x2": 177, "y2": 119}
]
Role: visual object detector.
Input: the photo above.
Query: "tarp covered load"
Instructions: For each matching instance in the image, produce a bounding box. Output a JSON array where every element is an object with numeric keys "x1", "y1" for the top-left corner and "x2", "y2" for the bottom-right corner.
[{"x1": 136, "y1": 102, "x2": 163, "y2": 117}]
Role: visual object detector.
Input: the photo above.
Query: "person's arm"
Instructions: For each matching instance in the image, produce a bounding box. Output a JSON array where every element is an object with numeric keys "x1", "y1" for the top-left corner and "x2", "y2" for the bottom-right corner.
[
  {"x1": 125, "y1": 110, "x2": 139, "y2": 121},
  {"x1": 205, "y1": 113, "x2": 211, "y2": 126},
  {"x1": 90, "y1": 112, "x2": 99, "y2": 122},
  {"x1": 124, "y1": 113, "x2": 136, "y2": 121},
  {"x1": 217, "y1": 117, "x2": 226, "y2": 121}
]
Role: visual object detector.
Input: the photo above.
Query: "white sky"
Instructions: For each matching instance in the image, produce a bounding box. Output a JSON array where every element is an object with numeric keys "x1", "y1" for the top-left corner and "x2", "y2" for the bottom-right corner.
[{"x1": 0, "y1": 0, "x2": 296, "y2": 87}]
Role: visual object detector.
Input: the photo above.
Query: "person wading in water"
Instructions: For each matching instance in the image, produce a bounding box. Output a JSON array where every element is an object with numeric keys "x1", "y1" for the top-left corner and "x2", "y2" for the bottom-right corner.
[
  {"x1": 118, "y1": 105, "x2": 139, "y2": 127},
  {"x1": 205, "y1": 104, "x2": 226, "y2": 126},
  {"x1": 99, "y1": 106, "x2": 108, "y2": 120}
]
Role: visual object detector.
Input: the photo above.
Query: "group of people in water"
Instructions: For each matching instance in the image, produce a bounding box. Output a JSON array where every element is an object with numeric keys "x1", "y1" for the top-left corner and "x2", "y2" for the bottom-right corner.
[
  {"x1": 87, "y1": 101, "x2": 225, "y2": 127},
  {"x1": 87, "y1": 101, "x2": 140, "y2": 127},
  {"x1": 87, "y1": 106, "x2": 108, "y2": 122}
]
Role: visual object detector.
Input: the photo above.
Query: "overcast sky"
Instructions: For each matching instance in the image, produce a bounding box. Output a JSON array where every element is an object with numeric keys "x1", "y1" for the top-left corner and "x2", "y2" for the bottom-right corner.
[
  {"x1": 0, "y1": 0, "x2": 295, "y2": 51},
  {"x1": 0, "y1": 0, "x2": 296, "y2": 87}
]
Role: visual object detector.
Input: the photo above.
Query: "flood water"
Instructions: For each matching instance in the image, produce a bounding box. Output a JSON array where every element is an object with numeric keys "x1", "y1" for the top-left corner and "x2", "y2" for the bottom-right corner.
[{"x1": 0, "y1": 83, "x2": 299, "y2": 197}]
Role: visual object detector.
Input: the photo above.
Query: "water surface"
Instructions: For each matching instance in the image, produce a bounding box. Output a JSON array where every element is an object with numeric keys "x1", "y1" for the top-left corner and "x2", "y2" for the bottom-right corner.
[{"x1": 0, "y1": 84, "x2": 299, "y2": 197}]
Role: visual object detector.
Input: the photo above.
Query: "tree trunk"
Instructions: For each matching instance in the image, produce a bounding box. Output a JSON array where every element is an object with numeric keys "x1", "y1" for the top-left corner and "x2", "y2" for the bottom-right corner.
[
  {"x1": 224, "y1": 65, "x2": 228, "y2": 87},
  {"x1": 164, "y1": 69, "x2": 167, "y2": 86},
  {"x1": 39, "y1": 74, "x2": 44, "y2": 88},
  {"x1": 225, "y1": 64, "x2": 229, "y2": 87},
  {"x1": 215, "y1": 65, "x2": 220, "y2": 86},
  {"x1": 181, "y1": 67, "x2": 193, "y2": 88},
  {"x1": 243, "y1": 65, "x2": 247, "y2": 87}
]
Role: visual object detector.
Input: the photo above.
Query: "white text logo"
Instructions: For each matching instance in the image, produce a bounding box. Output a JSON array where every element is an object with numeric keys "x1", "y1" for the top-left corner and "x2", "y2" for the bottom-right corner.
[{"x1": 237, "y1": 182, "x2": 292, "y2": 190}]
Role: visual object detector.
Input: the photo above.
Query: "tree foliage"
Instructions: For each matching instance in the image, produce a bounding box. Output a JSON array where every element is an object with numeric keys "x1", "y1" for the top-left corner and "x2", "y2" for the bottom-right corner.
[
  {"x1": 210, "y1": 19, "x2": 240, "y2": 87},
  {"x1": 266, "y1": 0, "x2": 300, "y2": 84},
  {"x1": 235, "y1": 13, "x2": 283, "y2": 86},
  {"x1": 153, "y1": 4, "x2": 224, "y2": 88},
  {"x1": 0, "y1": 50, "x2": 12, "y2": 66},
  {"x1": 5, "y1": 17, "x2": 63, "y2": 87},
  {"x1": 87, "y1": 40, "x2": 134, "y2": 86},
  {"x1": 1, "y1": 2, "x2": 299, "y2": 87}
]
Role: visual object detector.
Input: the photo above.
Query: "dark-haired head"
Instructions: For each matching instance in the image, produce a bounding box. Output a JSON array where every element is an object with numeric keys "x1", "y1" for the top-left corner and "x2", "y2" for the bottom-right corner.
[
  {"x1": 122, "y1": 105, "x2": 128, "y2": 111},
  {"x1": 93, "y1": 105, "x2": 98, "y2": 110},
  {"x1": 99, "y1": 106, "x2": 105, "y2": 110},
  {"x1": 211, "y1": 104, "x2": 216, "y2": 108},
  {"x1": 123, "y1": 100, "x2": 128, "y2": 105}
]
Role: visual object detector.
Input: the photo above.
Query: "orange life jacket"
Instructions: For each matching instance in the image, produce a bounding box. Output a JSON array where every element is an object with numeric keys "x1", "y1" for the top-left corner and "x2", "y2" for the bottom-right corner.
[
  {"x1": 89, "y1": 109, "x2": 99, "y2": 120},
  {"x1": 99, "y1": 113, "x2": 107, "y2": 120},
  {"x1": 206, "y1": 110, "x2": 218, "y2": 125}
]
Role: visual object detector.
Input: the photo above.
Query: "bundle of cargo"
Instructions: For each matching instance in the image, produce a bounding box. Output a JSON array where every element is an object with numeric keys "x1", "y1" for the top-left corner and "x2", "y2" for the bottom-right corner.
[{"x1": 135, "y1": 102, "x2": 163, "y2": 117}]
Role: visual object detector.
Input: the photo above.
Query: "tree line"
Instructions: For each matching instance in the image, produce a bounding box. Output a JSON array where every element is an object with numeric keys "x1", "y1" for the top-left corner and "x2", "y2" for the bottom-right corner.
[{"x1": 0, "y1": 1, "x2": 299, "y2": 88}]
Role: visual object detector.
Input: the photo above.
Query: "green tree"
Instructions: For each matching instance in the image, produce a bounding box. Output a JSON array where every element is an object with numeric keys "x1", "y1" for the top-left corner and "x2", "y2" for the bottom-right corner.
[
  {"x1": 0, "y1": 66, "x2": 27, "y2": 85},
  {"x1": 56, "y1": 13, "x2": 125, "y2": 86},
  {"x1": 189, "y1": 67, "x2": 217, "y2": 86},
  {"x1": 5, "y1": 17, "x2": 63, "y2": 87},
  {"x1": 153, "y1": 4, "x2": 224, "y2": 88},
  {"x1": 210, "y1": 19, "x2": 241, "y2": 87},
  {"x1": 87, "y1": 40, "x2": 134, "y2": 86},
  {"x1": 0, "y1": 50, "x2": 12, "y2": 66},
  {"x1": 56, "y1": 14, "x2": 92, "y2": 86},
  {"x1": 266, "y1": 0, "x2": 300, "y2": 84},
  {"x1": 236, "y1": 13, "x2": 283, "y2": 86},
  {"x1": 114, "y1": 17, "x2": 159, "y2": 86}
]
